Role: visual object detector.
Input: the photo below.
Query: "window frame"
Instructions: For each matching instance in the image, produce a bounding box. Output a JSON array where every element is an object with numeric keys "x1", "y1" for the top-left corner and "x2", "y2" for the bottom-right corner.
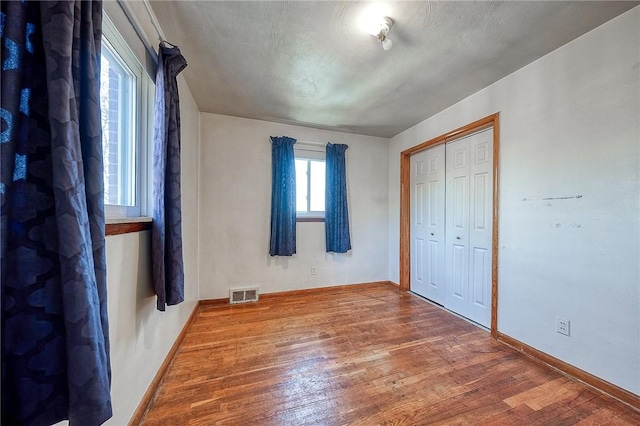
[
  {"x1": 294, "y1": 144, "x2": 326, "y2": 221},
  {"x1": 101, "y1": 13, "x2": 154, "y2": 220}
]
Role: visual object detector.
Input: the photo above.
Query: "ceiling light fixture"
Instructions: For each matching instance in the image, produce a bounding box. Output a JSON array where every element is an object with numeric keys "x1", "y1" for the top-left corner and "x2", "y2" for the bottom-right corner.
[{"x1": 374, "y1": 17, "x2": 394, "y2": 51}]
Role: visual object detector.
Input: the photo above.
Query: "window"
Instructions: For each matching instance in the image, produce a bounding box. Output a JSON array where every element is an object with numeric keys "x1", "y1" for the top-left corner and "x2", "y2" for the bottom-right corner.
[
  {"x1": 100, "y1": 14, "x2": 154, "y2": 218},
  {"x1": 100, "y1": 42, "x2": 135, "y2": 207},
  {"x1": 295, "y1": 145, "x2": 325, "y2": 219}
]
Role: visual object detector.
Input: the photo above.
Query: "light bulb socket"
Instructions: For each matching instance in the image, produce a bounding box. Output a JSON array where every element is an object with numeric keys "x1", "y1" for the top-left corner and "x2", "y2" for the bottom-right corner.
[
  {"x1": 380, "y1": 17, "x2": 393, "y2": 33},
  {"x1": 374, "y1": 17, "x2": 394, "y2": 50}
]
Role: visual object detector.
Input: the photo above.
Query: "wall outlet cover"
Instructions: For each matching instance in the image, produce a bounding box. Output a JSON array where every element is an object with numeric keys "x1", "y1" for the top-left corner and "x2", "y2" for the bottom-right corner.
[{"x1": 557, "y1": 318, "x2": 570, "y2": 336}]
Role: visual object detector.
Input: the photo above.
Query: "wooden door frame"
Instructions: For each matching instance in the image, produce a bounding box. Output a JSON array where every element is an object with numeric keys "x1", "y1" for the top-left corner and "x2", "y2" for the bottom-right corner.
[{"x1": 400, "y1": 113, "x2": 500, "y2": 337}]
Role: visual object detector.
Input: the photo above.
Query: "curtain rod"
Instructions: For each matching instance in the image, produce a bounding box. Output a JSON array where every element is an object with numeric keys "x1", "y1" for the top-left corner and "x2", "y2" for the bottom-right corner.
[
  {"x1": 117, "y1": 0, "x2": 166, "y2": 62},
  {"x1": 142, "y1": 0, "x2": 166, "y2": 42}
]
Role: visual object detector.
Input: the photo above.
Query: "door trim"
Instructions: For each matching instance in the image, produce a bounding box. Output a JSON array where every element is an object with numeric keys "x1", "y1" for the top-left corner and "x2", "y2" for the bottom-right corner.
[{"x1": 400, "y1": 113, "x2": 500, "y2": 337}]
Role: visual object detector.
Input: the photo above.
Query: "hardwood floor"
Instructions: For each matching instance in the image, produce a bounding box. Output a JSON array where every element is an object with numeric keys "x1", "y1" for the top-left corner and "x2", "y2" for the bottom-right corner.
[{"x1": 139, "y1": 284, "x2": 640, "y2": 425}]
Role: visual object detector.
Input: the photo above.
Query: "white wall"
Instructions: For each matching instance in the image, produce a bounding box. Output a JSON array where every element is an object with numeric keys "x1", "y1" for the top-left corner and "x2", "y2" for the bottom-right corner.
[
  {"x1": 199, "y1": 114, "x2": 389, "y2": 299},
  {"x1": 105, "y1": 75, "x2": 200, "y2": 426},
  {"x1": 388, "y1": 7, "x2": 639, "y2": 395},
  {"x1": 103, "y1": 3, "x2": 201, "y2": 425}
]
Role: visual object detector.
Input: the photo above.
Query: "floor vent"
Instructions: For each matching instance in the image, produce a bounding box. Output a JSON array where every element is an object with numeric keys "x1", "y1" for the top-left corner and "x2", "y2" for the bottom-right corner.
[{"x1": 229, "y1": 287, "x2": 259, "y2": 304}]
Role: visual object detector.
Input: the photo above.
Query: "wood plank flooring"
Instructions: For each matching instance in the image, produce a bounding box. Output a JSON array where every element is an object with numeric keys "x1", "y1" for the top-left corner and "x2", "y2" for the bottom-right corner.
[{"x1": 139, "y1": 284, "x2": 640, "y2": 425}]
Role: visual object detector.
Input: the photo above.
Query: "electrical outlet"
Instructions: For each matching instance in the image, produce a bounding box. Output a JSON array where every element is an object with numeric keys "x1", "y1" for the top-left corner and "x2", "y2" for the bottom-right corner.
[
  {"x1": 557, "y1": 318, "x2": 570, "y2": 336},
  {"x1": 311, "y1": 266, "x2": 317, "y2": 275}
]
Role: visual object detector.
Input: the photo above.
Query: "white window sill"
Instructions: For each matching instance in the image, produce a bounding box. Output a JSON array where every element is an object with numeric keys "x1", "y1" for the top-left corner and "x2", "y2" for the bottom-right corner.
[{"x1": 106, "y1": 216, "x2": 152, "y2": 225}]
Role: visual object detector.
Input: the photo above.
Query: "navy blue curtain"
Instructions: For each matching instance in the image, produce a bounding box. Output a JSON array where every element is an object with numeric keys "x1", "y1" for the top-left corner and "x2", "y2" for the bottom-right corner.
[
  {"x1": 1, "y1": 1, "x2": 112, "y2": 425},
  {"x1": 325, "y1": 143, "x2": 351, "y2": 253},
  {"x1": 269, "y1": 136, "x2": 296, "y2": 256},
  {"x1": 152, "y1": 43, "x2": 187, "y2": 311}
]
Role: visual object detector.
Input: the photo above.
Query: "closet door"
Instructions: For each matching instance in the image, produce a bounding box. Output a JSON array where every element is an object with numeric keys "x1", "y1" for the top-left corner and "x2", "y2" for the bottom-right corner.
[
  {"x1": 466, "y1": 129, "x2": 493, "y2": 327},
  {"x1": 410, "y1": 145, "x2": 446, "y2": 303},
  {"x1": 444, "y1": 129, "x2": 493, "y2": 327},
  {"x1": 444, "y1": 137, "x2": 471, "y2": 316}
]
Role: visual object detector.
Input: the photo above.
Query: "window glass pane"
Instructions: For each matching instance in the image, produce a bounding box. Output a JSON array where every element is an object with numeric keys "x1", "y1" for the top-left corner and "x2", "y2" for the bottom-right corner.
[
  {"x1": 295, "y1": 159, "x2": 308, "y2": 212},
  {"x1": 100, "y1": 43, "x2": 135, "y2": 206},
  {"x1": 310, "y1": 160, "x2": 325, "y2": 212}
]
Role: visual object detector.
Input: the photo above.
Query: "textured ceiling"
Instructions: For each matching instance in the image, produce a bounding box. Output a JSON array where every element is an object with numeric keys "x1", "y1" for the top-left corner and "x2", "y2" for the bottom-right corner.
[{"x1": 149, "y1": 1, "x2": 637, "y2": 138}]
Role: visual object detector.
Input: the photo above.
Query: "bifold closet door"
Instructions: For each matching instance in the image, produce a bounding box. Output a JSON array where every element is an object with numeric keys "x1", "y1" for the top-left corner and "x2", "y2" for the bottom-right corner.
[
  {"x1": 444, "y1": 129, "x2": 493, "y2": 327},
  {"x1": 410, "y1": 145, "x2": 446, "y2": 304}
]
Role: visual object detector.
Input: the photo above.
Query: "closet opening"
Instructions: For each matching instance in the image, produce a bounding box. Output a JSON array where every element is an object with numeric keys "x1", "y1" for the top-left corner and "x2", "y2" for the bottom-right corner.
[{"x1": 399, "y1": 113, "x2": 500, "y2": 337}]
